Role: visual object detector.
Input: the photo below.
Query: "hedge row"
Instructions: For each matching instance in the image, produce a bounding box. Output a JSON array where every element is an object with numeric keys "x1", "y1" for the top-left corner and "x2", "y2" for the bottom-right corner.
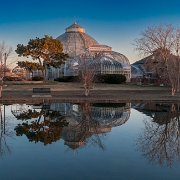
[
  {"x1": 95, "y1": 74, "x2": 126, "y2": 84},
  {"x1": 54, "y1": 76, "x2": 80, "y2": 82},
  {"x1": 32, "y1": 76, "x2": 44, "y2": 81},
  {"x1": 54, "y1": 74, "x2": 126, "y2": 84}
]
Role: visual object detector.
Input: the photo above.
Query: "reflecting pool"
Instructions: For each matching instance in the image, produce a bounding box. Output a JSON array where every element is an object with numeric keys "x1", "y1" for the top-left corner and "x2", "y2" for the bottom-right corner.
[{"x1": 0, "y1": 102, "x2": 179, "y2": 180}]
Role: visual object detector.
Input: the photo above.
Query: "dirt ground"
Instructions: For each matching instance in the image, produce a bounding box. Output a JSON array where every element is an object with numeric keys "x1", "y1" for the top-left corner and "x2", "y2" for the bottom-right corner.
[{"x1": 1, "y1": 82, "x2": 180, "y2": 104}]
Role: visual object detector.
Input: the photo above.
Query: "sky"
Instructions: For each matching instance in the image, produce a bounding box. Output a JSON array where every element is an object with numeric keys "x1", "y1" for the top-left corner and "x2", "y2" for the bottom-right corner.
[{"x1": 1, "y1": 0, "x2": 180, "y2": 66}]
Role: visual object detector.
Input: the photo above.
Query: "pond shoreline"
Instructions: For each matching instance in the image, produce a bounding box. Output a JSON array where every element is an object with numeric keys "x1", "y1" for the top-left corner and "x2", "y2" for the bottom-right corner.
[{"x1": 1, "y1": 89, "x2": 180, "y2": 104}]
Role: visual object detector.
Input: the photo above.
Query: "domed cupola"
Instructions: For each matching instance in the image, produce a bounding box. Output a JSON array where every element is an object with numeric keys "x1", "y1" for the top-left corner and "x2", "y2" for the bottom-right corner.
[
  {"x1": 57, "y1": 23, "x2": 99, "y2": 56},
  {"x1": 65, "y1": 22, "x2": 85, "y2": 33}
]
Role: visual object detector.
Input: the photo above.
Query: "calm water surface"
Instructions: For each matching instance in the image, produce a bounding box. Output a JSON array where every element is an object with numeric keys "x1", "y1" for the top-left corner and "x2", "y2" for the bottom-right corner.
[{"x1": 0, "y1": 102, "x2": 179, "y2": 180}]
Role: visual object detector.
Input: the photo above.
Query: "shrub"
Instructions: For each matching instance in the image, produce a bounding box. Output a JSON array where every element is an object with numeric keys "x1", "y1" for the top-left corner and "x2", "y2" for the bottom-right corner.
[
  {"x1": 32, "y1": 76, "x2": 44, "y2": 81},
  {"x1": 3, "y1": 76, "x2": 23, "y2": 81},
  {"x1": 54, "y1": 76, "x2": 79, "y2": 82},
  {"x1": 94, "y1": 74, "x2": 104, "y2": 83},
  {"x1": 93, "y1": 103, "x2": 126, "y2": 108},
  {"x1": 95, "y1": 74, "x2": 126, "y2": 84}
]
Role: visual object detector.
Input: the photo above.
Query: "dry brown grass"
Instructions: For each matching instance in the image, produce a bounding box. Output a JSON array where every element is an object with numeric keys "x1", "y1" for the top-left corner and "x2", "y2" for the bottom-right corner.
[{"x1": 0, "y1": 82, "x2": 179, "y2": 104}]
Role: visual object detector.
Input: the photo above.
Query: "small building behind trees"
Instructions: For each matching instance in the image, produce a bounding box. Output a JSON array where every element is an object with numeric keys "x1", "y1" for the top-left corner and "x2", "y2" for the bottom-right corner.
[
  {"x1": 131, "y1": 50, "x2": 172, "y2": 85},
  {"x1": 12, "y1": 66, "x2": 29, "y2": 80}
]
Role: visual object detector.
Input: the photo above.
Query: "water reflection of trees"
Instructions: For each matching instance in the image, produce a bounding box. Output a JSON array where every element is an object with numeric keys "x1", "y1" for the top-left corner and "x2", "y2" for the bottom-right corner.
[
  {"x1": 15, "y1": 109, "x2": 44, "y2": 120},
  {"x1": 0, "y1": 105, "x2": 13, "y2": 157},
  {"x1": 137, "y1": 104, "x2": 180, "y2": 166},
  {"x1": 14, "y1": 107, "x2": 68, "y2": 145}
]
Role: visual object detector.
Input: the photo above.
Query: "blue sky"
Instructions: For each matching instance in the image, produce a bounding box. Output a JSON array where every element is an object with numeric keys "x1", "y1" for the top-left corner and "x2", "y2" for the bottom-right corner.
[{"x1": 1, "y1": 0, "x2": 180, "y2": 64}]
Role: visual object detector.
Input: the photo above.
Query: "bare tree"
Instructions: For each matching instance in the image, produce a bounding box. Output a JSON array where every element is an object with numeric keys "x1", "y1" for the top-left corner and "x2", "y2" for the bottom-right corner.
[
  {"x1": 0, "y1": 42, "x2": 12, "y2": 98},
  {"x1": 135, "y1": 25, "x2": 180, "y2": 95},
  {"x1": 79, "y1": 54, "x2": 95, "y2": 97},
  {"x1": 137, "y1": 104, "x2": 180, "y2": 166},
  {"x1": 173, "y1": 29, "x2": 180, "y2": 93}
]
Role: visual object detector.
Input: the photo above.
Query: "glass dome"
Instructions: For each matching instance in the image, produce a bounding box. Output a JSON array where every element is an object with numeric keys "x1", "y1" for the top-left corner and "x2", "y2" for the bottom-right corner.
[
  {"x1": 89, "y1": 51, "x2": 130, "y2": 68},
  {"x1": 85, "y1": 52, "x2": 131, "y2": 80},
  {"x1": 57, "y1": 22, "x2": 98, "y2": 57}
]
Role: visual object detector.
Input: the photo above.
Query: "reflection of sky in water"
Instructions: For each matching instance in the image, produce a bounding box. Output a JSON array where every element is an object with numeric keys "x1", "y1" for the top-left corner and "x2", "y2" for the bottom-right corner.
[{"x1": 0, "y1": 104, "x2": 179, "y2": 180}]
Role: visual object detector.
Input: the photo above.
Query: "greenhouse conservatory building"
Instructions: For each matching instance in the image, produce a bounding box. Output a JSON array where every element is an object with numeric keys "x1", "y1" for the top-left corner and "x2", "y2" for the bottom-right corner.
[{"x1": 46, "y1": 23, "x2": 131, "y2": 82}]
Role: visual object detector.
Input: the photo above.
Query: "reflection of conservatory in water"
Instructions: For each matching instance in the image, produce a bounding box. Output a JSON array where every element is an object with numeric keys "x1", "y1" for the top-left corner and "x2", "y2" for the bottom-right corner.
[
  {"x1": 11, "y1": 103, "x2": 131, "y2": 127},
  {"x1": 11, "y1": 103, "x2": 131, "y2": 149},
  {"x1": 49, "y1": 103, "x2": 130, "y2": 126},
  {"x1": 50, "y1": 103, "x2": 131, "y2": 149},
  {"x1": 46, "y1": 23, "x2": 131, "y2": 82}
]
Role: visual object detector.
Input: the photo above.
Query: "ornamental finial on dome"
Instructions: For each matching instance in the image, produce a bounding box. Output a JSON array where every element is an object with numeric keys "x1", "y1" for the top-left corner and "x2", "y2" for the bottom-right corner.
[{"x1": 66, "y1": 22, "x2": 85, "y2": 33}]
